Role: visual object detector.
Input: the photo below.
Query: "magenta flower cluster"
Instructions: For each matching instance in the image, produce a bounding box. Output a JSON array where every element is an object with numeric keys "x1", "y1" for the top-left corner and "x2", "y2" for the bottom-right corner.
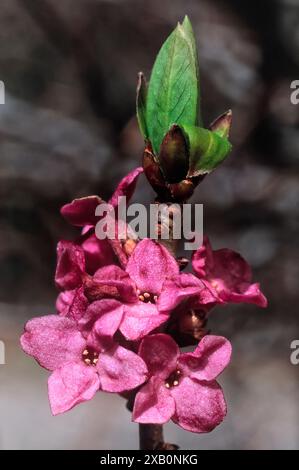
[{"x1": 21, "y1": 168, "x2": 267, "y2": 433}]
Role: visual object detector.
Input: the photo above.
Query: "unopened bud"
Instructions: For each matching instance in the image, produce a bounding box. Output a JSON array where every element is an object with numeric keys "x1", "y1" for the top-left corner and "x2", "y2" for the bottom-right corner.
[{"x1": 209, "y1": 109, "x2": 232, "y2": 139}]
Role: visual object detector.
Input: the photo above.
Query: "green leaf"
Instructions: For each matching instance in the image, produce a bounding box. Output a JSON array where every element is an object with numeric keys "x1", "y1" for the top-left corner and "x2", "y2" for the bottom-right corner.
[
  {"x1": 136, "y1": 72, "x2": 148, "y2": 140},
  {"x1": 146, "y1": 16, "x2": 200, "y2": 155},
  {"x1": 181, "y1": 125, "x2": 232, "y2": 176}
]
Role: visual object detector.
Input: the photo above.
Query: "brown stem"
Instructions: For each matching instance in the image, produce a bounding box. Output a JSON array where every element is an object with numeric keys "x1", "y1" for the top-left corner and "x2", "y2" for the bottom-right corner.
[
  {"x1": 154, "y1": 201, "x2": 182, "y2": 255},
  {"x1": 138, "y1": 201, "x2": 181, "y2": 450},
  {"x1": 139, "y1": 424, "x2": 178, "y2": 450},
  {"x1": 139, "y1": 424, "x2": 164, "y2": 450}
]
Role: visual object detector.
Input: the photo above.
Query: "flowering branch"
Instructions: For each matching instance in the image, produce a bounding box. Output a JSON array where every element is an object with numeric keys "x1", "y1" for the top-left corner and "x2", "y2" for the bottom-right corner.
[{"x1": 20, "y1": 16, "x2": 267, "y2": 451}]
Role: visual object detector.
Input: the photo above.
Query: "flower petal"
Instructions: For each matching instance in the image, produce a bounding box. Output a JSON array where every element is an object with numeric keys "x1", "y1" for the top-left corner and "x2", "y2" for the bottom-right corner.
[
  {"x1": 81, "y1": 234, "x2": 116, "y2": 274},
  {"x1": 55, "y1": 241, "x2": 85, "y2": 290},
  {"x1": 158, "y1": 273, "x2": 217, "y2": 313},
  {"x1": 126, "y1": 239, "x2": 179, "y2": 294},
  {"x1": 138, "y1": 334, "x2": 179, "y2": 380},
  {"x1": 61, "y1": 196, "x2": 102, "y2": 227},
  {"x1": 48, "y1": 363, "x2": 100, "y2": 415},
  {"x1": 120, "y1": 303, "x2": 168, "y2": 341},
  {"x1": 133, "y1": 376, "x2": 175, "y2": 424},
  {"x1": 90, "y1": 300, "x2": 124, "y2": 350},
  {"x1": 56, "y1": 290, "x2": 75, "y2": 315},
  {"x1": 21, "y1": 315, "x2": 85, "y2": 371},
  {"x1": 192, "y1": 236, "x2": 213, "y2": 278},
  {"x1": 171, "y1": 376, "x2": 227, "y2": 433},
  {"x1": 220, "y1": 281, "x2": 268, "y2": 307},
  {"x1": 56, "y1": 287, "x2": 88, "y2": 321},
  {"x1": 109, "y1": 167, "x2": 143, "y2": 209},
  {"x1": 79, "y1": 299, "x2": 123, "y2": 340},
  {"x1": 178, "y1": 335, "x2": 232, "y2": 381},
  {"x1": 97, "y1": 344, "x2": 147, "y2": 392},
  {"x1": 85, "y1": 265, "x2": 137, "y2": 303},
  {"x1": 193, "y1": 238, "x2": 268, "y2": 308}
]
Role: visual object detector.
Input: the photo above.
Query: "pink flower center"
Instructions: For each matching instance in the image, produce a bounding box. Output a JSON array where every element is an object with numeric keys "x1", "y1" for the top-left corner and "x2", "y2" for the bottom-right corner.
[
  {"x1": 137, "y1": 290, "x2": 158, "y2": 304},
  {"x1": 165, "y1": 369, "x2": 182, "y2": 388},
  {"x1": 210, "y1": 280, "x2": 220, "y2": 291},
  {"x1": 82, "y1": 347, "x2": 99, "y2": 366}
]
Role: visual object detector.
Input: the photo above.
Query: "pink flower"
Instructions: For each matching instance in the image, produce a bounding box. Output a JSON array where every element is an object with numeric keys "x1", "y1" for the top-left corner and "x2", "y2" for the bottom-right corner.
[
  {"x1": 133, "y1": 334, "x2": 232, "y2": 433},
  {"x1": 61, "y1": 167, "x2": 143, "y2": 268},
  {"x1": 54, "y1": 238, "x2": 218, "y2": 344},
  {"x1": 79, "y1": 239, "x2": 180, "y2": 341},
  {"x1": 79, "y1": 239, "x2": 223, "y2": 343},
  {"x1": 54, "y1": 240, "x2": 113, "y2": 321},
  {"x1": 21, "y1": 315, "x2": 147, "y2": 415},
  {"x1": 192, "y1": 237, "x2": 268, "y2": 308},
  {"x1": 55, "y1": 237, "x2": 115, "y2": 290},
  {"x1": 61, "y1": 167, "x2": 143, "y2": 227}
]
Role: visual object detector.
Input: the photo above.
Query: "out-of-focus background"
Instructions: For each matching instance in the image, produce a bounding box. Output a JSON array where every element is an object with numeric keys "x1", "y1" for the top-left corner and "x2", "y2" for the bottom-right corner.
[{"x1": 0, "y1": 0, "x2": 298, "y2": 450}]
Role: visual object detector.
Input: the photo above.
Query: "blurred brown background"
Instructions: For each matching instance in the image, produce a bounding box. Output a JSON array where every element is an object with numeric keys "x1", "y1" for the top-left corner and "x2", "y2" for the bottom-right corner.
[{"x1": 0, "y1": 0, "x2": 298, "y2": 449}]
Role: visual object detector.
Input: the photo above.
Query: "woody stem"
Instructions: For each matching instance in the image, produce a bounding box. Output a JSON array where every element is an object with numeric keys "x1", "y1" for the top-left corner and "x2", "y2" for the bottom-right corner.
[
  {"x1": 139, "y1": 424, "x2": 164, "y2": 450},
  {"x1": 138, "y1": 201, "x2": 180, "y2": 450}
]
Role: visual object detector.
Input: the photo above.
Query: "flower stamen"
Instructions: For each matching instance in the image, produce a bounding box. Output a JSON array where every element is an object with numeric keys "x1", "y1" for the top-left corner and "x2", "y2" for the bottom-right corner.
[
  {"x1": 82, "y1": 348, "x2": 99, "y2": 366},
  {"x1": 138, "y1": 292, "x2": 157, "y2": 304},
  {"x1": 165, "y1": 369, "x2": 181, "y2": 388}
]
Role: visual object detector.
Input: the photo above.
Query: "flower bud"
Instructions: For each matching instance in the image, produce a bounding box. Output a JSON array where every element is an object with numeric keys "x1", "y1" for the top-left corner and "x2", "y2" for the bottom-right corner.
[
  {"x1": 158, "y1": 125, "x2": 189, "y2": 183},
  {"x1": 209, "y1": 109, "x2": 232, "y2": 138}
]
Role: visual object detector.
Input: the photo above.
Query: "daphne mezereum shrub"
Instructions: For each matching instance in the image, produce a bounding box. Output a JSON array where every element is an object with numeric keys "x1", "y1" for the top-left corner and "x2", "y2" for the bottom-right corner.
[{"x1": 20, "y1": 16, "x2": 267, "y2": 450}]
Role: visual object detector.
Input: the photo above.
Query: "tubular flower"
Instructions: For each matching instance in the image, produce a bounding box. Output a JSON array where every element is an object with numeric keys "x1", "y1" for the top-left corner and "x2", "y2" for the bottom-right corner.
[
  {"x1": 61, "y1": 167, "x2": 144, "y2": 267},
  {"x1": 79, "y1": 238, "x2": 180, "y2": 341},
  {"x1": 133, "y1": 333, "x2": 232, "y2": 433},
  {"x1": 192, "y1": 237, "x2": 268, "y2": 307},
  {"x1": 20, "y1": 315, "x2": 147, "y2": 415}
]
